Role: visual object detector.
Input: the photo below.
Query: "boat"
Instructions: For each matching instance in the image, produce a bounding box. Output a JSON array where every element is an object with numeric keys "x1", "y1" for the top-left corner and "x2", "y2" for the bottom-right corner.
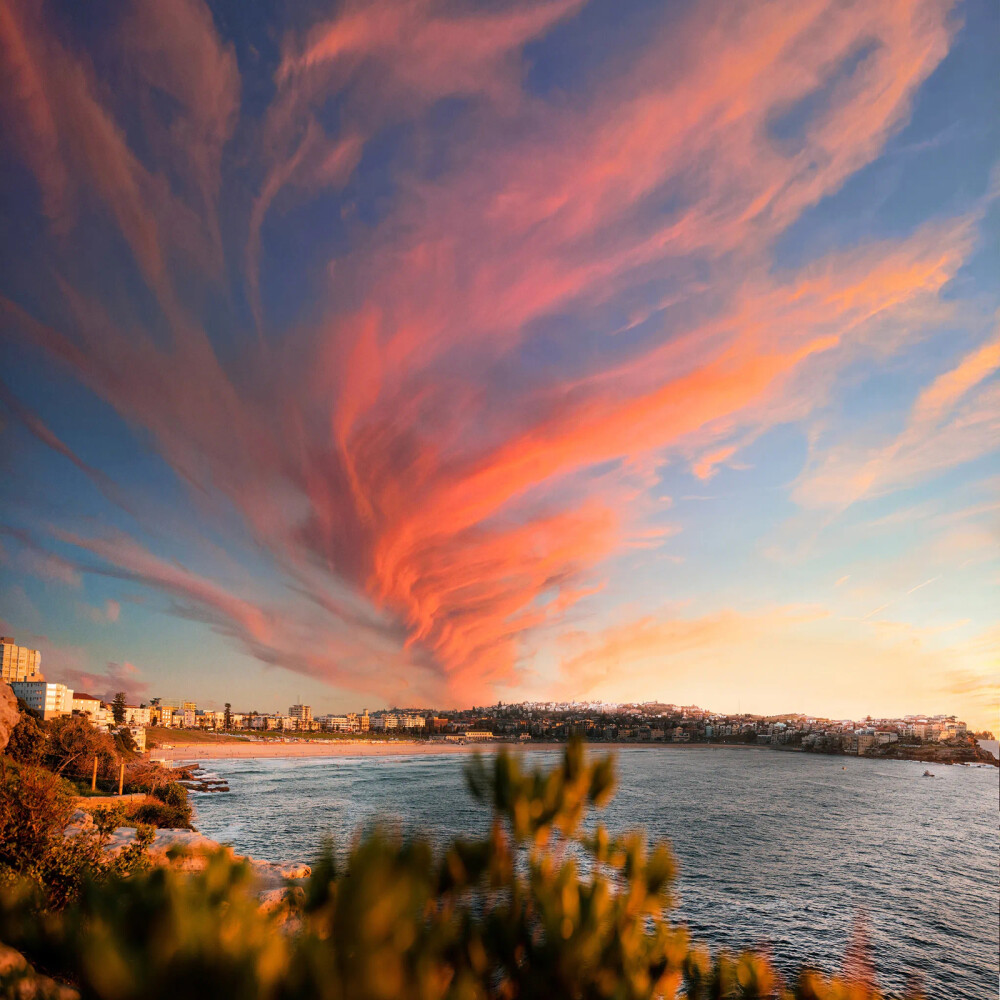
[{"x1": 922, "y1": 770, "x2": 934, "y2": 777}]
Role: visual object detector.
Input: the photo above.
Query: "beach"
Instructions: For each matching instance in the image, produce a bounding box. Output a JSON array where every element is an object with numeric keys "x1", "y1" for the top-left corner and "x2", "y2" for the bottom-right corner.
[
  {"x1": 155, "y1": 739, "x2": 774, "y2": 761},
  {"x1": 157, "y1": 739, "x2": 550, "y2": 761}
]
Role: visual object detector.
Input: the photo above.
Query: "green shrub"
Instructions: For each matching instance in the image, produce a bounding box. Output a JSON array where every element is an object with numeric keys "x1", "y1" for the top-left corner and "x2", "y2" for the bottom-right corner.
[
  {"x1": 0, "y1": 760, "x2": 152, "y2": 913},
  {"x1": 125, "y1": 798, "x2": 192, "y2": 830},
  {"x1": 144, "y1": 782, "x2": 193, "y2": 829},
  {"x1": 0, "y1": 744, "x2": 914, "y2": 1000},
  {"x1": 4, "y1": 709, "x2": 46, "y2": 766}
]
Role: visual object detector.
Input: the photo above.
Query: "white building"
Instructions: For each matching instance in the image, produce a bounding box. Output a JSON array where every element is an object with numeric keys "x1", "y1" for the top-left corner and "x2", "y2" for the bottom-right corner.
[
  {"x1": 72, "y1": 692, "x2": 106, "y2": 723},
  {"x1": 124, "y1": 706, "x2": 151, "y2": 727},
  {"x1": 12, "y1": 679, "x2": 73, "y2": 720}
]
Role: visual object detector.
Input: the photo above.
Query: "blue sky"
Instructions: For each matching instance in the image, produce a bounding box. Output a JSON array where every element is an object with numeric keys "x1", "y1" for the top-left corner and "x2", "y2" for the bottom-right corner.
[{"x1": 0, "y1": 0, "x2": 997, "y2": 726}]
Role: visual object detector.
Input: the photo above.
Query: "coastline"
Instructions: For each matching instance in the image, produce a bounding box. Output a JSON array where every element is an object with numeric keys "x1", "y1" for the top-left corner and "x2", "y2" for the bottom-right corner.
[{"x1": 156, "y1": 740, "x2": 772, "y2": 762}]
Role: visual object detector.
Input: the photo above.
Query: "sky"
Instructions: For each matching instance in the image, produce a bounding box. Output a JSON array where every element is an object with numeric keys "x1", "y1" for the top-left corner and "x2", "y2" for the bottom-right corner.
[{"x1": 0, "y1": 0, "x2": 997, "y2": 728}]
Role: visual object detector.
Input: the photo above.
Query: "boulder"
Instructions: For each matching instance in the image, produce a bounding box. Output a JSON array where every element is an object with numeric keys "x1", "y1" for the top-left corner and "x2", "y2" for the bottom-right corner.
[
  {"x1": 258, "y1": 885, "x2": 306, "y2": 933},
  {"x1": 242, "y1": 857, "x2": 312, "y2": 890},
  {"x1": 102, "y1": 826, "x2": 232, "y2": 871},
  {"x1": 0, "y1": 682, "x2": 19, "y2": 753},
  {"x1": 64, "y1": 809, "x2": 96, "y2": 837},
  {"x1": 0, "y1": 942, "x2": 79, "y2": 999}
]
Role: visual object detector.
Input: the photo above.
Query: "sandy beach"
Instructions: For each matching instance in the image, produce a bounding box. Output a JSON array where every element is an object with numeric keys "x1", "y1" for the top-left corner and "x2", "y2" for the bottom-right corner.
[
  {"x1": 155, "y1": 739, "x2": 766, "y2": 762},
  {"x1": 157, "y1": 740, "x2": 566, "y2": 761}
]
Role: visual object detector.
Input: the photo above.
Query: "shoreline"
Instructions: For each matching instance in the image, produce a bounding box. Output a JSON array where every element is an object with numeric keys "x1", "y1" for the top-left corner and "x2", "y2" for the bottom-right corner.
[{"x1": 156, "y1": 740, "x2": 773, "y2": 762}]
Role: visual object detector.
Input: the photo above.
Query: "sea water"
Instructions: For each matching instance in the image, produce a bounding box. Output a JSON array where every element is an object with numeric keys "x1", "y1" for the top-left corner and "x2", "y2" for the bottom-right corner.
[{"x1": 189, "y1": 746, "x2": 999, "y2": 999}]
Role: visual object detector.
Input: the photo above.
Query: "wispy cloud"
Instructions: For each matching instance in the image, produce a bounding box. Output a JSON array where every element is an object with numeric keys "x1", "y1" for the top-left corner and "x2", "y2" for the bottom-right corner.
[{"x1": 0, "y1": 0, "x2": 991, "y2": 712}]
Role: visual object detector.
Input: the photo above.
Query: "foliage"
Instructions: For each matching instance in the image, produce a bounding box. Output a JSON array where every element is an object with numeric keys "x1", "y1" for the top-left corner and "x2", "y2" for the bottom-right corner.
[
  {"x1": 111, "y1": 694, "x2": 127, "y2": 727},
  {"x1": 0, "y1": 761, "x2": 153, "y2": 913},
  {"x1": 0, "y1": 743, "x2": 911, "y2": 1000},
  {"x1": 3, "y1": 708, "x2": 47, "y2": 766},
  {"x1": 44, "y1": 716, "x2": 119, "y2": 784},
  {"x1": 127, "y1": 784, "x2": 192, "y2": 830},
  {"x1": 113, "y1": 728, "x2": 138, "y2": 757},
  {"x1": 14, "y1": 696, "x2": 42, "y2": 722}
]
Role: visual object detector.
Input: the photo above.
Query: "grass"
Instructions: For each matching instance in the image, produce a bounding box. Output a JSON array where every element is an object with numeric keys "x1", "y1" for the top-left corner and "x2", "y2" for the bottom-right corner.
[{"x1": 146, "y1": 727, "x2": 237, "y2": 745}]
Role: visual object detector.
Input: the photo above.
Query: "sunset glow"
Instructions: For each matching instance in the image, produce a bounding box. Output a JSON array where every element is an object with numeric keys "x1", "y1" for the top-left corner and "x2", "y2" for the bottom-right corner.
[{"x1": 0, "y1": 0, "x2": 996, "y2": 726}]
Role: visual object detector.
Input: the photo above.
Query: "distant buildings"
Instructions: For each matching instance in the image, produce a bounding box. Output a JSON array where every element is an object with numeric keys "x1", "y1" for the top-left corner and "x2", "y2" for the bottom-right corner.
[
  {"x1": 1, "y1": 636, "x2": 41, "y2": 684},
  {"x1": 370, "y1": 711, "x2": 424, "y2": 732},
  {"x1": 318, "y1": 710, "x2": 369, "y2": 733},
  {"x1": 2, "y1": 626, "x2": 982, "y2": 755}
]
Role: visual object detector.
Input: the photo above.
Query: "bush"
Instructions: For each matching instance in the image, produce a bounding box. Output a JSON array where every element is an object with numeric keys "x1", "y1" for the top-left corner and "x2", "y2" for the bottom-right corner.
[
  {"x1": 126, "y1": 797, "x2": 192, "y2": 830},
  {"x1": 3, "y1": 709, "x2": 46, "y2": 766},
  {"x1": 0, "y1": 744, "x2": 909, "y2": 1000},
  {"x1": 0, "y1": 760, "x2": 152, "y2": 913},
  {"x1": 146, "y1": 782, "x2": 193, "y2": 829}
]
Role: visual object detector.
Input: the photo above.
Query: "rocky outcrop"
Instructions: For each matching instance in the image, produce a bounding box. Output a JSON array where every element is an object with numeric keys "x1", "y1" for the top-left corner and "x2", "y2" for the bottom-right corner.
[
  {"x1": 65, "y1": 811, "x2": 312, "y2": 888},
  {"x1": 869, "y1": 740, "x2": 999, "y2": 767},
  {"x1": 175, "y1": 764, "x2": 230, "y2": 793},
  {"x1": 0, "y1": 682, "x2": 20, "y2": 753},
  {"x1": 258, "y1": 885, "x2": 307, "y2": 933}
]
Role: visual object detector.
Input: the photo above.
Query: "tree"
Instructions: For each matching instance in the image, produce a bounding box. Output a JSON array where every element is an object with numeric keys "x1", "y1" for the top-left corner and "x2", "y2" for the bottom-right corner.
[
  {"x1": 3, "y1": 709, "x2": 46, "y2": 766},
  {"x1": 111, "y1": 692, "x2": 127, "y2": 726},
  {"x1": 45, "y1": 715, "x2": 118, "y2": 782},
  {"x1": 224, "y1": 703, "x2": 232, "y2": 731}
]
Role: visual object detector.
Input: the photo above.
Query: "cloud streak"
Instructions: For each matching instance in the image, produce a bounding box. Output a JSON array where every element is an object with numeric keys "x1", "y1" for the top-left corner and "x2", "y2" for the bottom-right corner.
[{"x1": 0, "y1": 0, "x2": 994, "y2": 714}]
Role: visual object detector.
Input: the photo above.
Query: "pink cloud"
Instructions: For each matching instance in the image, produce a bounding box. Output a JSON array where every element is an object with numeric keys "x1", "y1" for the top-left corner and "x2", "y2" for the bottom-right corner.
[
  {"x1": 60, "y1": 660, "x2": 149, "y2": 704},
  {"x1": 0, "y1": 0, "x2": 980, "y2": 707}
]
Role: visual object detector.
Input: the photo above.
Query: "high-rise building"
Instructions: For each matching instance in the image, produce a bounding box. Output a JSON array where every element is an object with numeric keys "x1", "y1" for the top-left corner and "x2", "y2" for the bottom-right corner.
[
  {"x1": 0, "y1": 636, "x2": 41, "y2": 684},
  {"x1": 289, "y1": 704, "x2": 312, "y2": 723}
]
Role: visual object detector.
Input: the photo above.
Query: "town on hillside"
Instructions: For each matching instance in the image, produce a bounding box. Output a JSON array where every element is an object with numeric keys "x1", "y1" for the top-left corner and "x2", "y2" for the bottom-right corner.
[{"x1": 3, "y1": 636, "x2": 995, "y2": 763}]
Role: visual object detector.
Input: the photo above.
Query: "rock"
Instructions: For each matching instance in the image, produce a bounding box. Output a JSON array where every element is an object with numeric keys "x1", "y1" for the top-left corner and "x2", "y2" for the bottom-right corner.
[
  {"x1": 242, "y1": 857, "x2": 312, "y2": 890},
  {"x1": 0, "y1": 682, "x2": 19, "y2": 753},
  {"x1": 257, "y1": 885, "x2": 306, "y2": 933},
  {"x1": 63, "y1": 809, "x2": 96, "y2": 837},
  {"x1": 100, "y1": 826, "x2": 232, "y2": 871},
  {"x1": 0, "y1": 942, "x2": 79, "y2": 999}
]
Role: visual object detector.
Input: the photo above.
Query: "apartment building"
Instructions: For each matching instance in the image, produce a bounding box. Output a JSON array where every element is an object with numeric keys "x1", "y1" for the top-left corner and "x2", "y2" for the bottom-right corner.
[
  {"x1": 72, "y1": 692, "x2": 105, "y2": 721},
  {"x1": 0, "y1": 636, "x2": 41, "y2": 684},
  {"x1": 124, "y1": 706, "x2": 151, "y2": 727},
  {"x1": 11, "y1": 679, "x2": 73, "y2": 720}
]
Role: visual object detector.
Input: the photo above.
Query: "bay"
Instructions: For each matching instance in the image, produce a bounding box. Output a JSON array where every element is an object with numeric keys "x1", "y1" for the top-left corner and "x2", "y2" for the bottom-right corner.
[{"x1": 190, "y1": 746, "x2": 999, "y2": 999}]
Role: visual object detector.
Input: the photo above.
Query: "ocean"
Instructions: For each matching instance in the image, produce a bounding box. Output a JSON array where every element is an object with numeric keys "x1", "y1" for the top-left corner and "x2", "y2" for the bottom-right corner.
[{"x1": 190, "y1": 746, "x2": 999, "y2": 999}]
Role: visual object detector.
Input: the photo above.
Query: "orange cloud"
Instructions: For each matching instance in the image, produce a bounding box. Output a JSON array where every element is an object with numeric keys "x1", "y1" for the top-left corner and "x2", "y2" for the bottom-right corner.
[
  {"x1": 0, "y1": 0, "x2": 981, "y2": 707},
  {"x1": 556, "y1": 606, "x2": 999, "y2": 731}
]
